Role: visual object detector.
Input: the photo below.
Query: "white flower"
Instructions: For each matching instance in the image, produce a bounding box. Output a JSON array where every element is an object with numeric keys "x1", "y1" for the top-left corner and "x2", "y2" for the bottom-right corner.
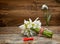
[
  {"x1": 19, "y1": 24, "x2": 25, "y2": 30},
  {"x1": 34, "y1": 17, "x2": 39, "y2": 22},
  {"x1": 24, "y1": 20, "x2": 29, "y2": 24},
  {"x1": 27, "y1": 23, "x2": 32, "y2": 28},
  {"x1": 32, "y1": 23, "x2": 37, "y2": 29},
  {"x1": 41, "y1": 4, "x2": 48, "y2": 10},
  {"x1": 29, "y1": 18, "x2": 32, "y2": 23},
  {"x1": 34, "y1": 20, "x2": 41, "y2": 26},
  {"x1": 33, "y1": 17, "x2": 41, "y2": 29},
  {"x1": 26, "y1": 18, "x2": 32, "y2": 28},
  {"x1": 19, "y1": 24, "x2": 26, "y2": 33}
]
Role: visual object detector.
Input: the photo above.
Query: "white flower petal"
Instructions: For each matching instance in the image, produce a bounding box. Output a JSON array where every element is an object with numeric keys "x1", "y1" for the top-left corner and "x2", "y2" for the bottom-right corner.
[
  {"x1": 34, "y1": 20, "x2": 41, "y2": 26},
  {"x1": 32, "y1": 23, "x2": 37, "y2": 29},
  {"x1": 37, "y1": 20, "x2": 41, "y2": 26},
  {"x1": 29, "y1": 18, "x2": 32, "y2": 23},
  {"x1": 19, "y1": 25, "x2": 25, "y2": 30},
  {"x1": 34, "y1": 17, "x2": 39, "y2": 22},
  {"x1": 24, "y1": 20, "x2": 29, "y2": 24},
  {"x1": 41, "y1": 4, "x2": 48, "y2": 10},
  {"x1": 27, "y1": 24, "x2": 32, "y2": 28}
]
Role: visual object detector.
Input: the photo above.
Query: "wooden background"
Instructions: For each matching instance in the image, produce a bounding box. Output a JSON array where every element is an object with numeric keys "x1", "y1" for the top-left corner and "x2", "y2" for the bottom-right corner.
[{"x1": 0, "y1": 0, "x2": 60, "y2": 26}]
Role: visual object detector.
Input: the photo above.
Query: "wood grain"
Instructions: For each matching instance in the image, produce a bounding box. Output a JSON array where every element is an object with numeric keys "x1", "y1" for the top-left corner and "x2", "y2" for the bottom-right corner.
[{"x1": 0, "y1": 0, "x2": 60, "y2": 26}]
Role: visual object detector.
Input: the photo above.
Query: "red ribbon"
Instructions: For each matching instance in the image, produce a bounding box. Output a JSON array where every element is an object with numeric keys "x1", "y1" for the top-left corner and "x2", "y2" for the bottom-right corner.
[{"x1": 23, "y1": 37, "x2": 34, "y2": 41}]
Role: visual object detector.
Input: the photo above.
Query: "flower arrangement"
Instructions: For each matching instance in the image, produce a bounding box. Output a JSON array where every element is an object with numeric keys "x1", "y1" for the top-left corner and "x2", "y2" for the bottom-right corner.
[
  {"x1": 19, "y1": 18, "x2": 53, "y2": 38},
  {"x1": 19, "y1": 18, "x2": 41, "y2": 37}
]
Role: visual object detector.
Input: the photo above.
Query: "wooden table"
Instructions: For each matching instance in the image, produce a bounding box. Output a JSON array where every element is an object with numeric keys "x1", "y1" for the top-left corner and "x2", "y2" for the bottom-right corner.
[{"x1": 0, "y1": 26, "x2": 60, "y2": 44}]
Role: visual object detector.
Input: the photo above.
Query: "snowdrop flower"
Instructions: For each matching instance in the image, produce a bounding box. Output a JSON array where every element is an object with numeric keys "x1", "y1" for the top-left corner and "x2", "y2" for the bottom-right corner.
[
  {"x1": 34, "y1": 17, "x2": 39, "y2": 22},
  {"x1": 33, "y1": 17, "x2": 41, "y2": 29},
  {"x1": 19, "y1": 24, "x2": 25, "y2": 30},
  {"x1": 27, "y1": 23, "x2": 32, "y2": 28},
  {"x1": 32, "y1": 23, "x2": 37, "y2": 29},
  {"x1": 24, "y1": 20, "x2": 29, "y2": 24},
  {"x1": 19, "y1": 24, "x2": 25, "y2": 33},
  {"x1": 29, "y1": 18, "x2": 32, "y2": 23},
  {"x1": 34, "y1": 20, "x2": 41, "y2": 26},
  {"x1": 41, "y1": 4, "x2": 48, "y2": 10},
  {"x1": 26, "y1": 18, "x2": 32, "y2": 28}
]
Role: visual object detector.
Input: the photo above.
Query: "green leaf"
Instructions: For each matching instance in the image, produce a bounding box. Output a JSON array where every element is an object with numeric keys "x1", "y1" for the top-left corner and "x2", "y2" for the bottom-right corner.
[
  {"x1": 47, "y1": 15, "x2": 52, "y2": 23},
  {"x1": 45, "y1": 14, "x2": 52, "y2": 26}
]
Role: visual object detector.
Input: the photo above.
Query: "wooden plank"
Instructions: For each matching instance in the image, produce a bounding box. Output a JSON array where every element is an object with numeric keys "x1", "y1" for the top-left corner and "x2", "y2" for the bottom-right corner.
[
  {"x1": 0, "y1": 27, "x2": 21, "y2": 34},
  {"x1": 0, "y1": 9, "x2": 60, "y2": 26},
  {"x1": 0, "y1": 9, "x2": 60, "y2": 17},
  {"x1": 0, "y1": 16, "x2": 60, "y2": 26},
  {"x1": 0, "y1": 0, "x2": 60, "y2": 7}
]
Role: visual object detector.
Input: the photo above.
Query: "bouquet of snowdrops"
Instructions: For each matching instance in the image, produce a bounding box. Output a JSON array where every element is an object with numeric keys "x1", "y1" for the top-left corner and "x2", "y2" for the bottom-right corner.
[{"x1": 19, "y1": 18, "x2": 53, "y2": 38}]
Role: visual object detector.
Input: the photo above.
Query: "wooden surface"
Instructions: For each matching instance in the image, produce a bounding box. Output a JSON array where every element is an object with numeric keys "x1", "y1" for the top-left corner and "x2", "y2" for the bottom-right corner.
[
  {"x1": 0, "y1": 26, "x2": 60, "y2": 44},
  {"x1": 0, "y1": 0, "x2": 60, "y2": 26},
  {"x1": 0, "y1": 34, "x2": 60, "y2": 44}
]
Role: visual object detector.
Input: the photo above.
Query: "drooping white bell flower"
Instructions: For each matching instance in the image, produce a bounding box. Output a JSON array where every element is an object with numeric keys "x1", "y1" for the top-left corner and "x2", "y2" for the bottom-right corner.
[{"x1": 41, "y1": 4, "x2": 48, "y2": 10}]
